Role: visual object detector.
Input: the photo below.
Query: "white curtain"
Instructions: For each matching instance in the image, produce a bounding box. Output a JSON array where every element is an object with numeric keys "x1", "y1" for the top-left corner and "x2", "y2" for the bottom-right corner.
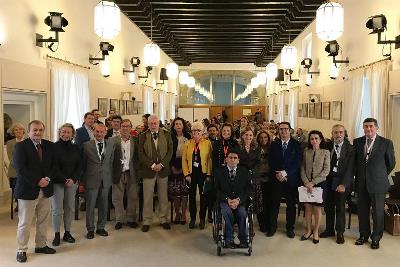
[
  {"x1": 170, "y1": 94, "x2": 176, "y2": 119},
  {"x1": 268, "y1": 95, "x2": 274, "y2": 121},
  {"x1": 365, "y1": 61, "x2": 390, "y2": 136},
  {"x1": 277, "y1": 92, "x2": 285, "y2": 122},
  {"x1": 52, "y1": 63, "x2": 72, "y2": 140},
  {"x1": 288, "y1": 87, "x2": 299, "y2": 128},
  {"x1": 143, "y1": 86, "x2": 153, "y2": 114},
  {"x1": 52, "y1": 62, "x2": 89, "y2": 140},
  {"x1": 345, "y1": 68, "x2": 365, "y2": 140},
  {"x1": 159, "y1": 91, "x2": 166, "y2": 122}
]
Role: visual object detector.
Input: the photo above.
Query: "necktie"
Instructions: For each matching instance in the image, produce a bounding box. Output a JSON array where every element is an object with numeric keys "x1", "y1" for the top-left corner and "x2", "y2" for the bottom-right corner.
[
  {"x1": 331, "y1": 144, "x2": 339, "y2": 172},
  {"x1": 282, "y1": 142, "x2": 288, "y2": 158},
  {"x1": 152, "y1": 132, "x2": 158, "y2": 140},
  {"x1": 98, "y1": 142, "x2": 103, "y2": 155},
  {"x1": 367, "y1": 138, "x2": 372, "y2": 147},
  {"x1": 229, "y1": 169, "x2": 235, "y2": 180},
  {"x1": 36, "y1": 143, "x2": 43, "y2": 161}
]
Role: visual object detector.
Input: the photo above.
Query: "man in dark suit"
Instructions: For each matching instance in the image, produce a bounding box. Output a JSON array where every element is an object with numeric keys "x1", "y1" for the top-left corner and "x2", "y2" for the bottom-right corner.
[
  {"x1": 268, "y1": 122, "x2": 302, "y2": 238},
  {"x1": 91, "y1": 108, "x2": 104, "y2": 125},
  {"x1": 215, "y1": 149, "x2": 251, "y2": 248},
  {"x1": 354, "y1": 118, "x2": 396, "y2": 249},
  {"x1": 82, "y1": 123, "x2": 115, "y2": 239},
  {"x1": 111, "y1": 119, "x2": 139, "y2": 230},
  {"x1": 105, "y1": 115, "x2": 122, "y2": 139},
  {"x1": 320, "y1": 124, "x2": 355, "y2": 244},
  {"x1": 14, "y1": 120, "x2": 57, "y2": 263},
  {"x1": 74, "y1": 112, "x2": 95, "y2": 146}
]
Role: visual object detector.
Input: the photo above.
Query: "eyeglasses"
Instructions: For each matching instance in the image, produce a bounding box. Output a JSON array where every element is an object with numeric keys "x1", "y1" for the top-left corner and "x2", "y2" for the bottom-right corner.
[
  {"x1": 279, "y1": 128, "x2": 290, "y2": 131},
  {"x1": 228, "y1": 156, "x2": 238, "y2": 159}
]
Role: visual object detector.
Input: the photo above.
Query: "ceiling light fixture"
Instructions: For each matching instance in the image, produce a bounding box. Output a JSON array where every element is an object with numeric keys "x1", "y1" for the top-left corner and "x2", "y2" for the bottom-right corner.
[
  {"x1": 36, "y1": 12, "x2": 68, "y2": 52},
  {"x1": 187, "y1": 76, "x2": 196, "y2": 88},
  {"x1": 143, "y1": 3, "x2": 160, "y2": 67},
  {"x1": 316, "y1": 1, "x2": 344, "y2": 42},
  {"x1": 94, "y1": 1, "x2": 121, "y2": 40},
  {"x1": 179, "y1": 71, "x2": 189, "y2": 85},
  {"x1": 166, "y1": 63, "x2": 179, "y2": 79},
  {"x1": 301, "y1": 58, "x2": 320, "y2": 75}
]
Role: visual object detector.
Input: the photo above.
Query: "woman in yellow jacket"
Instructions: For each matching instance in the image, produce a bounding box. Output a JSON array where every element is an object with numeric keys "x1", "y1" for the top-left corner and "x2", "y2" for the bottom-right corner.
[{"x1": 182, "y1": 121, "x2": 212, "y2": 230}]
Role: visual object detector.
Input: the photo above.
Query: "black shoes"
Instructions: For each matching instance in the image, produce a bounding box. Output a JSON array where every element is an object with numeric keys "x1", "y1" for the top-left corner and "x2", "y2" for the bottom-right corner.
[
  {"x1": 266, "y1": 230, "x2": 276, "y2": 237},
  {"x1": 161, "y1": 222, "x2": 171, "y2": 230},
  {"x1": 52, "y1": 233, "x2": 60, "y2": 246},
  {"x1": 96, "y1": 229, "x2": 109, "y2": 236},
  {"x1": 371, "y1": 240, "x2": 380, "y2": 249},
  {"x1": 312, "y1": 238, "x2": 320, "y2": 244},
  {"x1": 87, "y1": 231, "x2": 94, "y2": 239},
  {"x1": 127, "y1": 221, "x2": 139, "y2": 228},
  {"x1": 300, "y1": 233, "x2": 312, "y2": 241},
  {"x1": 286, "y1": 230, "x2": 295, "y2": 238},
  {"x1": 115, "y1": 222, "x2": 123, "y2": 230},
  {"x1": 336, "y1": 233, "x2": 345, "y2": 244},
  {"x1": 237, "y1": 242, "x2": 248, "y2": 248},
  {"x1": 224, "y1": 240, "x2": 236, "y2": 249},
  {"x1": 199, "y1": 220, "x2": 205, "y2": 230},
  {"x1": 63, "y1": 232, "x2": 75, "y2": 243},
  {"x1": 355, "y1": 236, "x2": 369, "y2": 245},
  {"x1": 141, "y1": 225, "x2": 150, "y2": 232},
  {"x1": 35, "y1": 246, "x2": 56, "y2": 254},
  {"x1": 320, "y1": 231, "x2": 335, "y2": 238},
  {"x1": 189, "y1": 220, "x2": 196, "y2": 229},
  {"x1": 16, "y1": 252, "x2": 27, "y2": 263}
]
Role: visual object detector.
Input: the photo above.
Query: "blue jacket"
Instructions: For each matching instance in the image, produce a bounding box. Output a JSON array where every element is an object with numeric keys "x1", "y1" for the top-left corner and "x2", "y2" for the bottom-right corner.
[
  {"x1": 268, "y1": 138, "x2": 302, "y2": 188},
  {"x1": 74, "y1": 126, "x2": 90, "y2": 147}
]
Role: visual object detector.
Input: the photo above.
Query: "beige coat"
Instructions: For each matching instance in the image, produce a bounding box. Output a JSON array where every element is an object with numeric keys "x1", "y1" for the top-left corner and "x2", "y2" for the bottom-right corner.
[
  {"x1": 6, "y1": 139, "x2": 17, "y2": 178},
  {"x1": 301, "y1": 148, "x2": 330, "y2": 185}
]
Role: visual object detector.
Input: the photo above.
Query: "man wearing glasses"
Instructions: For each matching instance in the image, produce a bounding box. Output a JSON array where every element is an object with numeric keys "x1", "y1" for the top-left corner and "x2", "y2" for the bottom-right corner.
[{"x1": 268, "y1": 122, "x2": 302, "y2": 238}]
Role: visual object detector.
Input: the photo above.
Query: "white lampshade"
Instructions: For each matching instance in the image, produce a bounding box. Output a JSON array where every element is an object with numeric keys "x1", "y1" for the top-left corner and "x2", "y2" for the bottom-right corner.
[
  {"x1": 187, "y1": 76, "x2": 195, "y2": 88},
  {"x1": 128, "y1": 71, "x2": 136, "y2": 84},
  {"x1": 266, "y1": 63, "x2": 278, "y2": 80},
  {"x1": 100, "y1": 57, "x2": 110, "y2": 77},
  {"x1": 143, "y1": 43, "x2": 160, "y2": 67},
  {"x1": 330, "y1": 64, "x2": 340, "y2": 79},
  {"x1": 166, "y1": 63, "x2": 179, "y2": 79},
  {"x1": 179, "y1": 71, "x2": 189, "y2": 85},
  {"x1": 251, "y1": 77, "x2": 260, "y2": 89},
  {"x1": 257, "y1": 71, "x2": 267, "y2": 85},
  {"x1": 94, "y1": 1, "x2": 121, "y2": 40},
  {"x1": 316, "y1": 1, "x2": 344, "y2": 41},
  {"x1": 281, "y1": 45, "x2": 297, "y2": 69},
  {"x1": 305, "y1": 74, "x2": 312, "y2": 86}
]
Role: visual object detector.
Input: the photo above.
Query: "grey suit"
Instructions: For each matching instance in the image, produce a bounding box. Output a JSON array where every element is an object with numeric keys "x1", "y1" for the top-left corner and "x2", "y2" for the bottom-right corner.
[
  {"x1": 354, "y1": 135, "x2": 396, "y2": 241},
  {"x1": 111, "y1": 136, "x2": 139, "y2": 223},
  {"x1": 82, "y1": 139, "x2": 115, "y2": 231}
]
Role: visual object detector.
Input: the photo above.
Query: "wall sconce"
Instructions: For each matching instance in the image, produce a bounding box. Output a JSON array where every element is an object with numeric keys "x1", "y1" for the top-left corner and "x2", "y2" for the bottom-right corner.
[
  {"x1": 138, "y1": 66, "x2": 153, "y2": 79},
  {"x1": 366, "y1": 14, "x2": 400, "y2": 56},
  {"x1": 89, "y1": 42, "x2": 114, "y2": 65},
  {"x1": 36, "y1": 12, "x2": 68, "y2": 52},
  {"x1": 123, "y1": 57, "x2": 140, "y2": 84},
  {"x1": 325, "y1": 40, "x2": 349, "y2": 65},
  {"x1": 156, "y1": 68, "x2": 168, "y2": 85},
  {"x1": 301, "y1": 58, "x2": 320, "y2": 75},
  {"x1": 284, "y1": 69, "x2": 299, "y2": 82}
]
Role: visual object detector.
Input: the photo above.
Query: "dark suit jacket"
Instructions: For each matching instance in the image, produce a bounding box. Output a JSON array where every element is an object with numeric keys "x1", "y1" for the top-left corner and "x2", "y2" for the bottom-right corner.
[
  {"x1": 14, "y1": 139, "x2": 57, "y2": 200},
  {"x1": 112, "y1": 136, "x2": 138, "y2": 184},
  {"x1": 53, "y1": 140, "x2": 82, "y2": 184},
  {"x1": 74, "y1": 126, "x2": 90, "y2": 146},
  {"x1": 215, "y1": 165, "x2": 252, "y2": 206},
  {"x1": 268, "y1": 138, "x2": 302, "y2": 188},
  {"x1": 105, "y1": 128, "x2": 117, "y2": 139},
  {"x1": 354, "y1": 135, "x2": 396, "y2": 194},
  {"x1": 326, "y1": 139, "x2": 355, "y2": 190}
]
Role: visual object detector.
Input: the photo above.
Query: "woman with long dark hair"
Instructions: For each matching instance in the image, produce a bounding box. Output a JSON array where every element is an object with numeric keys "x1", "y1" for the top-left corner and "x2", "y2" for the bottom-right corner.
[{"x1": 168, "y1": 117, "x2": 191, "y2": 224}]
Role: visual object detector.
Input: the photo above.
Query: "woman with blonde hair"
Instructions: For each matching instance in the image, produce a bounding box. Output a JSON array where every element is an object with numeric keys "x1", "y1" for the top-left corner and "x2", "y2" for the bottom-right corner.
[
  {"x1": 6, "y1": 123, "x2": 26, "y2": 215},
  {"x1": 51, "y1": 123, "x2": 82, "y2": 246},
  {"x1": 182, "y1": 121, "x2": 212, "y2": 229}
]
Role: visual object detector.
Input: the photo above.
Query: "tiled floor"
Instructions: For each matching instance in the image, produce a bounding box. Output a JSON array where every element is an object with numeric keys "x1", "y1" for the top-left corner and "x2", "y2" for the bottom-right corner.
[{"x1": 0, "y1": 198, "x2": 399, "y2": 267}]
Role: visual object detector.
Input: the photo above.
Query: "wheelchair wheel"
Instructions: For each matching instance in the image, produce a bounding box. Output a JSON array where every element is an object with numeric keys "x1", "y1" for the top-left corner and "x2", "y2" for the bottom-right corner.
[
  {"x1": 217, "y1": 241, "x2": 222, "y2": 256},
  {"x1": 247, "y1": 243, "x2": 252, "y2": 256}
]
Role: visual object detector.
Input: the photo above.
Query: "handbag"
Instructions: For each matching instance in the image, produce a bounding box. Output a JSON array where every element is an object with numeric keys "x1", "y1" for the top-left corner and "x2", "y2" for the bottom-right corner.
[{"x1": 384, "y1": 201, "x2": 400, "y2": 236}]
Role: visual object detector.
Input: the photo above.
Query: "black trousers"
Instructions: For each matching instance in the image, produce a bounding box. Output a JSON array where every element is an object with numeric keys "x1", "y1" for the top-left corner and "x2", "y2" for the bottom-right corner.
[
  {"x1": 357, "y1": 186, "x2": 385, "y2": 241},
  {"x1": 260, "y1": 181, "x2": 273, "y2": 232},
  {"x1": 324, "y1": 188, "x2": 347, "y2": 234},
  {"x1": 270, "y1": 180, "x2": 298, "y2": 232},
  {"x1": 189, "y1": 168, "x2": 206, "y2": 222}
]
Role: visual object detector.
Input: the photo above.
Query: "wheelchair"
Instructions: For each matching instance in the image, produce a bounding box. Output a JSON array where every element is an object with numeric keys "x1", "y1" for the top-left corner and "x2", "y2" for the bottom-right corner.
[{"x1": 212, "y1": 198, "x2": 254, "y2": 256}]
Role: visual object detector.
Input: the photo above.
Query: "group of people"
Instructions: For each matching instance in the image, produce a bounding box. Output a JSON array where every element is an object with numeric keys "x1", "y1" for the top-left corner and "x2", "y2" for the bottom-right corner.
[{"x1": 6, "y1": 108, "x2": 396, "y2": 262}]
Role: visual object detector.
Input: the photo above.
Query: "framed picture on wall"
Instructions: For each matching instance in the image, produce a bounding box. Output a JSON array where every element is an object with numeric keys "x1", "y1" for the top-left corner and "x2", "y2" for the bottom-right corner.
[
  {"x1": 298, "y1": 104, "x2": 303, "y2": 117},
  {"x1": 133, "y1": 101, "x2": 139, "y2": 115},
  {"x1": 309, "y1": 103, "x2": 315, "y2": 118},
  {"x1": 322, "y1": 102, "x2": 331, "y2": 120},
  {"x1": 119, "y1": 100, "x2": 126, "y2": 116},
  {"x1": 110, "y1": 99, "x2": 119, "y2": 114},
  {"x1": 315, "y1": 103, "x2": 322, "y2": 119},
  {"x1": 136, "y1": 101, "x2": 143, "y2": 114},
  {"x1": 126, "y1": 100, "x2": 134, "y2": 115},
  {"x1": 302, "y1": 103, "x2": 308, "y2": 117},
  {"x1": 98, "y1": 98, "x2": 108, "y2": 117},
  {"x1": 332, "y1": 101, "x2": 342, "y2": 121}
]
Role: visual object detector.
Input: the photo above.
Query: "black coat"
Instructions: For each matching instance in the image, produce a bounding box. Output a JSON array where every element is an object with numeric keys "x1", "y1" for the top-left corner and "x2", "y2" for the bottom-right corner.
[
  {"x1": 212, "y1": 138, "x2": 239, "y2": 173},
  {"x1": 215, "y1": 165, "x2": 252, "y2": 206},
  {"x1": 53, "y1": 140, "x2": 83, "y2": 184},
  {"x1": 14, "y1": 139, "x2": 57, "y2": 200}
]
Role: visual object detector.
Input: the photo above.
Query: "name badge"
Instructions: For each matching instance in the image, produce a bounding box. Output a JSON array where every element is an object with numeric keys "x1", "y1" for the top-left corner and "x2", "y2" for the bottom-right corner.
[
  {"x1": 193, "y1": 162, "x2": 199, "y2": 168},
  {"x1": 333, "y1": 166, "x2": 338, "y2": 173}
]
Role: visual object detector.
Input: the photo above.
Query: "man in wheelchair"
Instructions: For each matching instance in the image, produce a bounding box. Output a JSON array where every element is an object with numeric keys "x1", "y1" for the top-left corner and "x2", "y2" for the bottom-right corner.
[{"x1": 214, "y1": 149, "x2": 252, "y2": 249}]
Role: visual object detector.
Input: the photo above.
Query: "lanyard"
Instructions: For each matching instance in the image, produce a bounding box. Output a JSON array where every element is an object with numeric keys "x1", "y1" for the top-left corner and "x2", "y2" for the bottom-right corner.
[
  {"x1": 365, "y1": 137, "x2": 375, "y2": 160},
  {"x1": 222, "y1": 140, "x2": 229, "y2": 158}
]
